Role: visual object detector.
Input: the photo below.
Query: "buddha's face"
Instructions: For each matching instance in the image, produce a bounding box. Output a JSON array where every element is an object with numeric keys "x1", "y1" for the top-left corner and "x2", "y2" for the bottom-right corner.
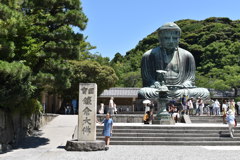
[{"x1": 159, "y1": 30, "x2": 180, "y2": 50}]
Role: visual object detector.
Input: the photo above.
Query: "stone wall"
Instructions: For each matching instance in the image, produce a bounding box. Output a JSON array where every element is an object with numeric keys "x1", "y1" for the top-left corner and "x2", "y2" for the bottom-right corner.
[
  {"x1": 0, "y1": 109, "x2": 58, "y2": 153},
  {"x1": 97, "y1": 114, "x2": 143, "y2": 123}
]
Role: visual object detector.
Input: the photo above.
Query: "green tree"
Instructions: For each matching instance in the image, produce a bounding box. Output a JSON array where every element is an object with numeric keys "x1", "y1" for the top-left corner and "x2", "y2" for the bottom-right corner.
[
  {"x1": 111, "y1": 52, "x2": 124, "y2": 64},
  {"x1": 0, "y1": 1, "x2": 118, "y2": 113},
  {"x1": 0, "y1": 60, "x2": 34, "y2": 109},
  {"x1": 206, "y1": 65, "x2": 240, "y2": 96},
  {"x1": 122, "y1": 70, "x2": 142, "y2": 87},
  {"x1": 63, "y1": 60, "x2": 118, "y2": 100}
]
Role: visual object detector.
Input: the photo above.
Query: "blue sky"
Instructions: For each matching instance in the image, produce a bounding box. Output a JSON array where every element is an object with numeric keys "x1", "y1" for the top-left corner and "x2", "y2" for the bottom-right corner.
[{"x1": 78, "y1": 0, "x2": 240, "y2": 60}]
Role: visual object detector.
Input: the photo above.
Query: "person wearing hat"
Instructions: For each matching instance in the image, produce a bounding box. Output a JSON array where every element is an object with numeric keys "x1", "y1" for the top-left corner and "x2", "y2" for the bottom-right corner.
[{"x1": 226, "y1": 109, "x2": 235, "y2": 138}]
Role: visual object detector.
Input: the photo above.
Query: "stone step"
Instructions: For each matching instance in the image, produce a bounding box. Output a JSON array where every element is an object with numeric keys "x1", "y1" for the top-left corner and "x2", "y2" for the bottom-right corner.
[
  {"x1": 97, "y1": 137, "x2": 240, "y2": 141},
  {"x1": 191, "y1": 120, "x2": 223, "y2": 122},
  {"x1": 97, "y1": 129, "x2": 238, "y2": 134},
  {"x1": 95, "y1": 125, "x2": 240, "y2": 145},
  {"x1": 97, "y1": 114, "x2": 240, "y2": 123},
  {"x1": 97, "y1": 126, "x2": 240, "y2": 130},
  {"x1": 108, "y1": 141, "x2": 240, "y2": 146},
  {"x1": 190, "y1": 116, "x2": 240, "y2": 121},
  {"x1": 96, "y1": 133, "x2": 240, "y2": 137}
]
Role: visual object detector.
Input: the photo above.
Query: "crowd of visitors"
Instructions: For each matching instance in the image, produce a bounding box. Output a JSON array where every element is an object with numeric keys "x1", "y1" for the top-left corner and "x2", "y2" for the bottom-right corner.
[
  {"x1": 166, "y1": 96, "x2": 239, "y2": 123},
  {"x1": 169, "y1": 96, "x2": 239, "y2": 116},
  {"x1": 98, "y1": 97, "x2": 118, "y2": 115}
]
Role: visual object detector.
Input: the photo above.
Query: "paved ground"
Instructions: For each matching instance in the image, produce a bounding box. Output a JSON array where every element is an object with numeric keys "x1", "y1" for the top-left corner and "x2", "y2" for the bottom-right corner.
[{"x1": 1, "y1": 115, "x2": 240, "y2": 160}]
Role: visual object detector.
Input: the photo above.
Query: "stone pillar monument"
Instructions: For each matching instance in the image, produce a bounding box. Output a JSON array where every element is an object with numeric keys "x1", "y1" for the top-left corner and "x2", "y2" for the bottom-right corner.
[
  {"x1": 78, "y1": 83, "x2": 97, "y2": 141},
  {"x1": 65, "y1": 83, "x2": 105, "y2": 151}
]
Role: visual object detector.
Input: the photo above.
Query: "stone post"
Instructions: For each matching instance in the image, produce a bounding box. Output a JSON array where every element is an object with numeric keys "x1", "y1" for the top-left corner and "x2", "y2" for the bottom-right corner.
[
  {"x1": 152, "y1": 85, "x2": 175, "y2": 125},
  {"x1": 78, "y1": 83, "x2": 97, "y2": 141},
  {"x1": 65, "y1": 83, "x2": 105, "y2": 151}
]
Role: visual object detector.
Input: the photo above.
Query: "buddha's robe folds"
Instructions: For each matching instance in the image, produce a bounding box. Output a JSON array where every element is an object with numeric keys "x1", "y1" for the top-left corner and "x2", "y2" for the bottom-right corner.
[{"x1": 138, "y1": 47, "x2": 210, "y2": 99}]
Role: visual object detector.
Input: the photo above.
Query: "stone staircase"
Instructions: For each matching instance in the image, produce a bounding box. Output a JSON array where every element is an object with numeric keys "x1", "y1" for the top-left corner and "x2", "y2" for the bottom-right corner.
[
  {"x1": 190, "y1": 116, "x2": 240, "y2": 123},
  {"x1": 97, "y1": 114, "x2": 240, "y2": 123},
  {"x1": 97, "y1": 125, "x2": 240, "y2": 145}
]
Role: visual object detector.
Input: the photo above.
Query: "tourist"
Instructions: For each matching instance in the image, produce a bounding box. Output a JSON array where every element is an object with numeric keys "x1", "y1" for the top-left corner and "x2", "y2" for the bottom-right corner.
[
  {"x1": 71, "y1": 100, "x2": 77, "y2": 115},
  {"x1": 99, "y1": 113, "x2": 113, "y2": 150},
  {"x1": 208, "y1": 99, "x2": 214, "y2": 116},
  {"x1": 108, "y1": 97, "x2": 115, "y2": 115},
  {"x1": 149, "y1": 111, "x2": 154, "y2": 124},
  {"x1": 226, "y1": 109, "x2": 235, "y2": 138},
  {"x1": 172, "y1": 105, "x2": 180, "y2": 123},
  {"x1": 195, "y1": 98, "x2": 200, "y2": 116},
  {"x1": 197, "y1": 98, "x2": 204, "y2": 116},
  {"x1": 149, "y1": 102, "x2": 155, "y2": 112},
  {"x1": 65, "y1": 103, "x2": 71, "y2": 114},
  {"x1": 187, "y1": 98, "x2": 194, "y2": 115},
  {"x1": 235, "y1": 102, "x2": 240, "y2": 115},
  {"x1": 213, "y1": 99, "x2": 220, "y2": 116},
  {"x1": 169, "y1": 98, "x2": 176, "y2": 106},
  {"x1": 98, "y1": 102, "x2": 104, "y2": 114},
  {"x1": 168, "y1": 103, "x2": 174, "y2": 117},
  {"x1": 181, "y1": 95, "x2": 187, "y2": 114},
  {"x1": 222, "y1": 100, "x2": 228, "y2": 123},
  {"x1": 143, "y1": 111, "x2": 150, "y2": 124},
  {"x1": 228, "y1": 99, "x2": 236, "y2": 115},
  {"x1": 145, "y1": 103, "x2": 151, "y2": 113},
  {"x1": 113, "y1": 103, "x2": 117, "y2": 114}
]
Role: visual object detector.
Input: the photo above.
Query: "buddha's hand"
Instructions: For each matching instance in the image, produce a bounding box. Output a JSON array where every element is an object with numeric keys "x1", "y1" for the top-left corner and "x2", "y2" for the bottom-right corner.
[{"x1": 151, "y1": 81, "x2": 161, "y2": 88}]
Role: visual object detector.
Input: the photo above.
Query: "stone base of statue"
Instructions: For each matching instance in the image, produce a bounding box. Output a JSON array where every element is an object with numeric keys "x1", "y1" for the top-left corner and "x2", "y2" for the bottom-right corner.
[
  {"x1": 152, "y1": 85, "x2": 175, "y2": 125},
  {"x1": 65, "y1": 140, "x2": 105, "y2": 151},
  {"x1": 152, "y1": 108, "x2": 175, "y2": 125},
  {"x1": 152, "y1": 119, "x2": 175, "y2": 125}
]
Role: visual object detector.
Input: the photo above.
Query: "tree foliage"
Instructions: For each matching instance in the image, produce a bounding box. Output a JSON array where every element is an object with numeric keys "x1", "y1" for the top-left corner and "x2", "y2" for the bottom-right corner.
[
  {"x1": 0, "y1": 1, "x2": 118, "y2": 112},
  {"x1": 0, "y1": 60, "x2": 34, "y2": 108},
  {"x1": 63, "y1": 60, "x2": 118, "y2": 100}
]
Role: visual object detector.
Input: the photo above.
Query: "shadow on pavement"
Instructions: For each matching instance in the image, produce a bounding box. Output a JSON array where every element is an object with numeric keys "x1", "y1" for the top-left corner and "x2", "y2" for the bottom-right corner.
[
  {"x1": 57, "y1": 146, "x2": 65, "y2": 149},
  {"x1": 16, "y1": 130, "x2": 49, "y2": 149}
]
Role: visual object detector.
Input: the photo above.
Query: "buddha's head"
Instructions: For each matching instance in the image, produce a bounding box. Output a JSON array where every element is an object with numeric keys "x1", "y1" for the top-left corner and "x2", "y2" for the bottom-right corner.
[{"x1": 157, "y1": 22, "x2": 181, "y2": 50}]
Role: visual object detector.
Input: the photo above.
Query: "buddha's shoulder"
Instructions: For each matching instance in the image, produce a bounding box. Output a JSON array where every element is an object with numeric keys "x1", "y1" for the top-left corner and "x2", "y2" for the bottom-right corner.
[
  {"x1": 178, "y1": 47, "x2": 193, "y2": 57},
  {"x1": 143, "y1": 47, "x2": 160, "y2": 57}
]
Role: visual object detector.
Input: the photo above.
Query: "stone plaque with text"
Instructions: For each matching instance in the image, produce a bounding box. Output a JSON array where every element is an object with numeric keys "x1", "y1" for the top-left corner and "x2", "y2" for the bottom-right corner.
[{"x1": 78, "y1": 83, "x2": 97, "y2": 141}]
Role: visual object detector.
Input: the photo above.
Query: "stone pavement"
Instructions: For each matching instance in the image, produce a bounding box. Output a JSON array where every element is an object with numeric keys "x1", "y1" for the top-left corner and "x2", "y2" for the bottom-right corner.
[{"x1": 1, "y1": 115, "x2": 240, "y2": 160}]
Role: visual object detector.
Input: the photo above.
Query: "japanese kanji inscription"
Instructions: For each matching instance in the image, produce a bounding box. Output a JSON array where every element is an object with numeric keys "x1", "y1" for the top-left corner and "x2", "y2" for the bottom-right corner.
[{"x1": 78, "y1": 83, "x2": 97, "y2": 141}]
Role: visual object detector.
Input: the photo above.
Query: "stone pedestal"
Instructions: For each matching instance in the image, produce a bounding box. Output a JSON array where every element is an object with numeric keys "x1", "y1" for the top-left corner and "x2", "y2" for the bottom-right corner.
[
  {"x1": 152, "y1": 108, "x2": 175, "y2": 125},
  {"x1": 152, "y1": 118, "x2": 175, "y2": 125},
  {"x1": 65, "y1": 140, "x2": 105, "y2": 151}
]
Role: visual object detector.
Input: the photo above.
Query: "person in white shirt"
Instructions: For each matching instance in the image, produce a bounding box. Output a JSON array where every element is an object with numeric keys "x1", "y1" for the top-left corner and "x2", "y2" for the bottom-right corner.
[
  {"x1": 186, "y1": 98, "x2": 194, "y2": 115},
  {"x1": 213, "y1": 99, "x2": 220, "y2": 116},
  {"x1": 99, "y1": 102, "x2": 104, "y2": 114},
  {"x1": 198, "y1": 98, "x2": 204, "y2": 116},
  {"x1": 108, "y1": 97, "x2": 115, "y2": 115},
  {"x1": 222, "y1": 100, "x2": 228, "y2": 123}
]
